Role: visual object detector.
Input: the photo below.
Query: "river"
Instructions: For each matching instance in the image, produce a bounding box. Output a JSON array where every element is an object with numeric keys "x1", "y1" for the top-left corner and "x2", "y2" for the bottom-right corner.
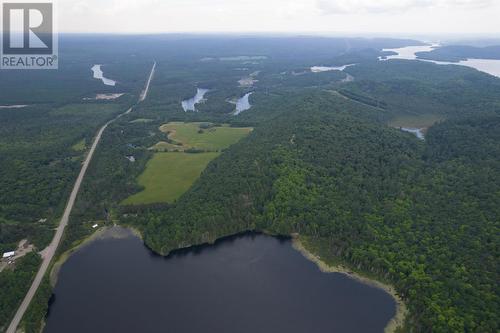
[
  {"x1": 181, "y1": 88, "x2": 209, "y2": 112},
  {"x1": 400, "y1": 128, "x2": 425, "y2": 140},
  {"x1": 310, "y1": 64, "x2": 355, "y2": 73},
  {"x1": 91, "y1": 65, "x2": 116, "y2": 86},
  {"x1": 234, "y1": 92, "x2": 253, "y2": 115},
  {"x1": 43, "y1": 227, "x2": 396, "y2": 333},
  {"x1": 380, "y1": 44, "x2": 500, "y2": 78}
]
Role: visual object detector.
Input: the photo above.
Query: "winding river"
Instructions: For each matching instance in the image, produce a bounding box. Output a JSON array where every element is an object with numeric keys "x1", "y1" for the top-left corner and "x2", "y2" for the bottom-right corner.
[
  {"x1": 181, "y1": 88, "x2": 209, "y2": 112},
  {"x1": 380, "y1": 44, "x2": 500, "y2": 78},
  {"x1": 43, "y1": 227, "x2": 396, "y2": 333},
  {"x1": 310, "y1": 64, "x2": 355, "y2": 73},
  {"x1": 91, "y1": 65, "x2": 116, "y2": 86},
  {"x1": 234, "y1": 92, "x2": 253, "y2": 115}
]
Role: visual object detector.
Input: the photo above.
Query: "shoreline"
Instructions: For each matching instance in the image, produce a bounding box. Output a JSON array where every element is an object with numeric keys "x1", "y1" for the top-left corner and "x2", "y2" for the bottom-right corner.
[
  {"x1": 48, "y1": 226, "x2": 407, "y2": 333},
  {"x1": 291, "y1": 236, "x2": 407, "y2": 333},
  {"x1": 49, "y1": 225, "x2": 143, "y2": 287}
]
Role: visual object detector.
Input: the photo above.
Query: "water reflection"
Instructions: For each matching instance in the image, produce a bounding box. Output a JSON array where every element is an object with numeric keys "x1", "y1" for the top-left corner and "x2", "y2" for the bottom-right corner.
[
  {"x1": 400, "y1": 127, "x2": 425, "y2": 140},
  {"x1": 91, "y1": 65, "x2": 116, "y2": 86},
  {"x1": 181, "y1": 88, "x2": 209, "y2": 112},
  {"x1": 44, "y1": 227, "x2": 396, "y2": 333},
  {"x1": 380, "y1": 44, "x2": 500, "y2": 78},
  {"x1": 234, "y1": 92, "x2": 253, "y2": 115}
]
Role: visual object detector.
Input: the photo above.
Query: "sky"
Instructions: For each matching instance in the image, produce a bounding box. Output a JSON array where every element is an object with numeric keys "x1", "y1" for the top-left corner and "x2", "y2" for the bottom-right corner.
[{"x1": 57, "y1": 0, "x2": 500, "y2": 35}]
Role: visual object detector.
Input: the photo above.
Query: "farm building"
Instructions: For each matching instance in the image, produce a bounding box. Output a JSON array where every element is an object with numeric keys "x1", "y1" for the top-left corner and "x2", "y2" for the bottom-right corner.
[{"x1": 2, "y1": 251, "x2": 15, "y2": 259}]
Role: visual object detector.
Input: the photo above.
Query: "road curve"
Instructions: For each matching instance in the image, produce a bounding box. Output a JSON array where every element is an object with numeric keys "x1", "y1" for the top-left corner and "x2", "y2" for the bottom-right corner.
[{"x1": 6, "y1": 61, "x2": 156, "y2": 333}]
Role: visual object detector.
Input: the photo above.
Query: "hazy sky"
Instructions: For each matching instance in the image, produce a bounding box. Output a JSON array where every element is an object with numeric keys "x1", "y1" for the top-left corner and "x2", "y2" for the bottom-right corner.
[{"x1": 58, "y1": 0, "x2": 500, "y2": 35}]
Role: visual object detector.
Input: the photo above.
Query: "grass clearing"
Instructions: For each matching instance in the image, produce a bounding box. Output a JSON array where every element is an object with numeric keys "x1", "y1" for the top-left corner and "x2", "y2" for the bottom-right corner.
[
  {"x1": 49, "y1": 103, "x2": 121, "y2": 117},
  {"x1": 157, "y1": 122, "x2": 252, "y2": 152},
  {"x1": 130, "y1": 118, "x2": 154, "y2": 123},
  {"x1": 125, "y1": 122, "x2": 253, "y2": 205},
  {"x1": 389, "y1": 114, "x2": 444, "y2": 129},
  {"x1": 71, "y1": 139, "x2": 86, "y2": 151},
  {"x1": 122, "y1": 152, "x2": 220, "y2": 205}
]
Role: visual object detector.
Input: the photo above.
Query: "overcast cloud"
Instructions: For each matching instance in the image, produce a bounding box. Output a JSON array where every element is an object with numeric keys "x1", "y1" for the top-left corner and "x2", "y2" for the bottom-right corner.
[
  {"x1": 57, "y1": 0, "x2": 499, "y2": 34},
  {"x1": 317, "y1": 0, "x2": 494, "y2": 14}
]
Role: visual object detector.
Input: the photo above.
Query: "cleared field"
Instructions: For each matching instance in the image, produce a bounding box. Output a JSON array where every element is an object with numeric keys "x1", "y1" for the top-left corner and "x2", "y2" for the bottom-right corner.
[
  {"x1": 122, "y1": 152, "x2": 219, "y2": 205},
  {"x1": 49, "y1": 103, "x2": 121, "y2": 117},
  {"x1": 71, "y1": 139, "x2": 86, "y2": 151},
  {"x1": 125, "y1": 122, "x2": 252, "y2": 205},
  {"x1": 130, "y1": 118, "x2": 154, "y2": 123},
  {"x1": 157, "y1": 122, "x2": 252, "y2": 151},
  {"x1": 389, "y1": 114, "x2": 444, "y2": 129}
]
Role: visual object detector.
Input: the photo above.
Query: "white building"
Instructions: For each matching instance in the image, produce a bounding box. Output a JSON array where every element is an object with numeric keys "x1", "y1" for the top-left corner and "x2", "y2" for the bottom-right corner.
[{"x1": 2, "y1": 251, "x2": 15, "y2": 259}]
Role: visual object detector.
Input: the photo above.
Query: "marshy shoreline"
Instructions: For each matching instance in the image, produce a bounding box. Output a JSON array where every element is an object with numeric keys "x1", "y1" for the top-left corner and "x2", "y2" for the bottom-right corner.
[
  {"x1": 292, "y1": 236, "x2": 408, "y2": 333},
  {"x1": 48, "y1": 226, "x2": 407, "y2": 333}
]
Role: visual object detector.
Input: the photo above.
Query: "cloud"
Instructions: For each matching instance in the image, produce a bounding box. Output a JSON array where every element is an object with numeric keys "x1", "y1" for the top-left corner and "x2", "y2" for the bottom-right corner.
[{"x1": 317, "y1": 0, "x2": 494, "y2": 14}]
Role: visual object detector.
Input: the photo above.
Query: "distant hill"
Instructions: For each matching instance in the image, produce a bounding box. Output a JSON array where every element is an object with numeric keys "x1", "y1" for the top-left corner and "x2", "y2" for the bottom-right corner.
[{"x1": 416, "y1": 45, "x2": 500, "y2": 62}]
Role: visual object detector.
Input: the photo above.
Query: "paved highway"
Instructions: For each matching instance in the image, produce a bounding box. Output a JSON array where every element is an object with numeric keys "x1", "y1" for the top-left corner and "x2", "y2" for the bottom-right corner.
[{"x1": 6, "y1": 62, "x2": 156, "y2": 333}]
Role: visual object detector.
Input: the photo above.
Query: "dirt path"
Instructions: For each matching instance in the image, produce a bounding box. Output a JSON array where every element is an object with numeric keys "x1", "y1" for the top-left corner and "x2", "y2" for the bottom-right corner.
[
  {"x1": 140, "y1": 62, "x2": 156, "y2": 102},
  {"x1": 6, "y1": 61, "x2": 156, "y2": 333}
]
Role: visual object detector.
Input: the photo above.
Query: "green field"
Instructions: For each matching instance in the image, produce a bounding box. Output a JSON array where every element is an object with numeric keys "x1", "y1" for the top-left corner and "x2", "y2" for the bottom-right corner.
[
  {"x1": 71, "y1": 139, "x2": 86, "y2": 151},
  {"x1": 389, "y1": 114, "x2": 444, "y2": 129},
  {"x1": 125, "y1": 123, "x2": 252, "y2": 205},
  {"x1": 49, "y1": 103, "x2": 122, "y2": 117},
  {"x1": 156, "y1": 122, "x2": 253, "y2": 151},
  {"x1": 130, "y1": 118, "x2": 154, "y2": 123},
  {"x1": 123, "y1": 152, "x2": 220, "y2": 205}
]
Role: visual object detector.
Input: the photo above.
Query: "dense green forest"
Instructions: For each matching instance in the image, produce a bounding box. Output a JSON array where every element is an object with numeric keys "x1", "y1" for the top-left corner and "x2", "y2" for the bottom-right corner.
[
  {"x1": 70, "y1": 68, "x2": 500, "y2": 332},
  {"x1": 0, "y1": 253, "x2": 41, "y2": 332},
  {"x1": 0, "y1": 36, "x2": 154, "y2": 331},
  {"x1": 1, "y1": 35, "x2": 499, "y2": 333},
  {"x1": 63, "y1": 54, "x2": 500, "y2": 332},
  {"x1": 416, "y1": 45, "x2": 500, "y2": 62},
  {"x1": 125, "y1": 95, "x2": 499, "y2": 332}
]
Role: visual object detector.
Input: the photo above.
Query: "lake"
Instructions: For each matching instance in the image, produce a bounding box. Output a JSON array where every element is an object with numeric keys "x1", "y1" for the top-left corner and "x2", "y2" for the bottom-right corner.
[
  {"x1": 380, "y1": 44, "x2": 500, "y2": 78},
  {"x1": 91, "y1": 65, "x2": 116, "y2": 86},
  {"x1": 234, "y1": 92, "x2": 253, "y2": 115},
  {"x1": 43, "y1": 227, "x2": 396, "y2": 333},
  {"x1": 310, "y1": 64, "x2": 355, "y2": 73},
  {"x1": 400, "y1": 127, "x2": 425, "y2": 140},
  {"x1": 181, "y1": 88, "x2": 209, "y2": 112}
]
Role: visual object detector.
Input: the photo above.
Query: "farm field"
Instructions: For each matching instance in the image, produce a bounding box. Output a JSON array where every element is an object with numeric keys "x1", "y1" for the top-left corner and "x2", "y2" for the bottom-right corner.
[
  {"x1": 122, "y1": 152, "x2": 220, "y2": 205},
  {"x1": 156, "y1": 122, "x2": 253, "y2": 152},
  {"x1": 124, "y1": 123, "x2": 252, "y2": 205},
  {"x1": 388, "y1": 114, "x2": 444, "y2": 129}
]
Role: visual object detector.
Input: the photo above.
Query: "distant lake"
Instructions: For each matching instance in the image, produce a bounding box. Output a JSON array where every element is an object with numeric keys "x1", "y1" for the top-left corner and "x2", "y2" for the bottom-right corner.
[
  {"x1": 43, "y1": 227, "x2": 396, "y2": 333},
  {"x1": 181, "y1": 88, "x2": 209, "y2": 112},
  {"x1": 380, "y1": 44, "x2": 500, "y2": 78},
  {"x1": 310, "y1": 64, "x2": 355, "y2": 73},
  {"x1": 91, "y1": 65, "x2": 116, "y2": 86},
  {"x1": 0, "y1": 105, "x2": 28, "y2": 109},
  {"x1": 400, "y1": 127, "x2": 425, "y2": 140},
  {"x1": 234, "y1": 92, "x2": 253, "y2": 115}
]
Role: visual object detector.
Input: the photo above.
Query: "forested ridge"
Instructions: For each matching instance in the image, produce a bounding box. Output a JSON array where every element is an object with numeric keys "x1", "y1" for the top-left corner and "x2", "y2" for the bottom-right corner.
[
  {"x1": 416, "y1": 45, "x2": 500, "y2": 62},
  {"x1": 57, "y1": 53, "x2": 500, "y2": 332},
  {"x1": 2, "y1": 36, "x2": 499, "y2": 333},
  {"x1": 120, "y1": 91, "x2": 499, "y2": 332}
]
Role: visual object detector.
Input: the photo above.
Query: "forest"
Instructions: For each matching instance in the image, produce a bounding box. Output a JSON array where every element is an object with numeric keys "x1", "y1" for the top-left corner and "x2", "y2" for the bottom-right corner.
[
  {"x1": 58, "y1": 52, "x2": 500, "y2": 332},
  {"x1": 416, "y1": 45, "x2": 500, "y2": 62},
  {"x1": 1, "y1": 35, "x2": 499, "y2": 332},
  {"x1": 127, "y1": 95, "x2": 499, "y2": 332}
]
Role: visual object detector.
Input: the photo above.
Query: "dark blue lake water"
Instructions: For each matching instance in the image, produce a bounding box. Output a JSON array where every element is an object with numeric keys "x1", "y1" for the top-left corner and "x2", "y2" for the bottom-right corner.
[{"x1": 44, "y1": 227, "x2": 395, "y2": 333}]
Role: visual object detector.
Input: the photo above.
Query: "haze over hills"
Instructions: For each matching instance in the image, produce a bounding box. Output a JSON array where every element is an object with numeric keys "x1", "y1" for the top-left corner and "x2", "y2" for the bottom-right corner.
[{"x1": 0, "y1": 1, "x2": 499, "y2": 333}]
